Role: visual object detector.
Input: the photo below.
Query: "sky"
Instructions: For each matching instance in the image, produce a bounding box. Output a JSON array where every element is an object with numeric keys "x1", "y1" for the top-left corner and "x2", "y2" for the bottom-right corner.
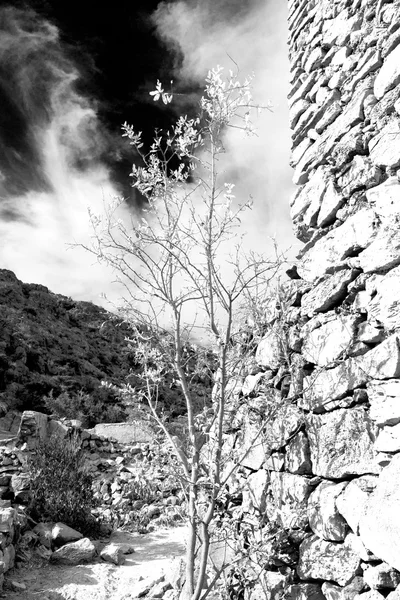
[{"x1": 0, "y1": 0, "x2": 297, "y2": 307}]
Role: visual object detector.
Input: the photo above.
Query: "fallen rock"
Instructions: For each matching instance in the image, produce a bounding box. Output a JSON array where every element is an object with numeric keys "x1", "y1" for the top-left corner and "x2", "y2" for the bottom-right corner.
[
  {"x1": 359, "y1": 454, "x2": 400, "y2": 570},
  {"x1": 363, "y1": 563, "x2": 400, "y2": 590},
  {"x1": 50, "y1": 537, "x2": 96, "y2": 565},
  {"x1": 307, "y1": 409, "x2": 379, "y2": 478},
  {"x1": 100, "y1": 542, "x2": 125, "y2": 565},
  {"x1": 308, "y1": 481, "x2": 348, "y2": 541},
  {"x1": 297, "y1": 534, "x2": 361, "y2": 585},
  {"x1": 51, "y1": 522, "x2": 83, "y2": 547}
]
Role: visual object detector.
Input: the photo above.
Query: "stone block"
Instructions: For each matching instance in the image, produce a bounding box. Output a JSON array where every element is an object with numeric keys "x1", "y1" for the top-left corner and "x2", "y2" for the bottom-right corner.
[
  {"x1": 285, "y1": 432, "x2": 312, "y2": 475},
  {"x1": 357, "y1": 228, "x2": 400, "y2": 274},
  {"x1": 287, "y1": 584, "x2": 325, "y2": 600},
  {"x1": 244, "y1": 469, "x2": 270, "y2": 513},
  {"x1": 336, "y1": 476, "x2": 378, "y2": 534},
  {"x1": 255, "y1": 330, "x2": 284, "y2": 371},
  {"x1": 367, "y1": 265, "x2": 400, "y2": 329},
  {"x1": 368, "y1": 380, "x2": 400, "y2": 426},
  {"x1": 363, "y1": 563, "x2": 400, "y2": 590},
  {"x1": 301, "y1": 269, "x2": 358, "y2": 316},
  {"x1": 370, "y1": 120, "x2": 400, "y2": 169},
  {"x1": 307, "y1": 408, "x2": 379, "y2": 478},
  {"x1": 322, "y1": 577, "x2": 364, "y2": 600},
  {"x1": 302, "y1": 335, "x2": 400, "y2": 411},
  {"x1": 308, "y1": 481, "x2": 349, "y2": 541},
  {"x1": 374, "y1": 45, "x2": 400, "y2": 99},
  {"x1": 375, "y1": 423, "x2": 400, "y2": 452},
  {"x1": 298, "y1": 209, "x2": 376, "y2": 282},
  {"x1": 359, "y1": 454, "x2": 400, "y2": 570},
  {"x1": 302, "y1": 314, "x2": 358, "y2": 366},
  {"x1": 269, "y1": 472, "x2": 313, "y2": 529},
  {"x1": 297, "y1": 534, "x2": 361, "y2": 585}
]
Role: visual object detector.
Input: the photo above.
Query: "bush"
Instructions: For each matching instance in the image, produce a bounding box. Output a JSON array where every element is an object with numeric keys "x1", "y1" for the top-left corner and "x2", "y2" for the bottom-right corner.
[
  {"x1": 43, "y1": 389, "x2": 126, "y2": 428},
  {"x1": 27, "y1": 433, "x2": 99, "y2": 536}
]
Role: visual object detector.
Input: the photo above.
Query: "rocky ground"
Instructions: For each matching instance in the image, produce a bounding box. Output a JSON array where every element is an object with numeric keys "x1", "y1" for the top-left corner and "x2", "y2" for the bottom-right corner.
[{"x1": 2, "y1": 527, "x2": 187, "y2": 600}]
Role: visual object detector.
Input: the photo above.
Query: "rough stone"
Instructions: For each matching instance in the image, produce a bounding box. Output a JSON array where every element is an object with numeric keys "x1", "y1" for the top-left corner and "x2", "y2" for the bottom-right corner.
[
  {"x1": 302, "y1": 335, "x2": 400, "y2": 411},
  {"x1": 285, "y1": 432, "x2": 312, "y2": 475},
  {"x1": 368, "y1": 380, "x2": 400, "y2": 426},
  {"x1": 308, "y1": 481, "x2": 349, "y2": 541},
  {"x1": 263, "y1": 403, "x2": 303, "y2": 451},
  {"x1": 51, "y1": 523, "x2": 83, "y2": 547},
  {"x1": 318, "y1": 180, "x2": 345, "y2": 227},
  {"x1": 354, "y1": 593, "x2": 384, "y2": 600},
  {"x1": 359, "y1": 454, "x2": 400, "y2": 570},
  {"x1": 286, "y1": 584, "x2": 326, "y2": 600},
  {"x1": 370, "y1": 120, "x2": 400, "y2": 169},
  {"x1": 298, "y1": 209, "x2": 377, "y2": 282},
  {"x1": 366, "y1": 178, "x2": 400, "y2": 222},
  {"x1": 100, "y1": 543, "x2": 125, "y2": 565},
  {"x1": 363, "y1": 563, "x2": 400, "y2": 590},
  {"x1": 357, "y1": 228, "x2": 400, "y2": 274},
  {"x1": 367, "y1": 266, "x2": 400, "y2": 329},
  {"x1": 374, "y1": 44, "x2": 400, "y2": 99},
  {"x1": 255, "y1": 330, "x2": 284, "y2": 371},
  {"x1": 301, "y1": 269, "x2": 358, "y2": 316},
  {"x1": 301, "y1": 314, "x2": 358, "y2": 366},
  {"x1": 50, "y1": 537, "x2": 96, "y2": 565},
  {"x1": 269, "y1": 473, "x2": 313, "y2": 529},
  {"x1": 243, "y1": 469, "x2": 270, "y2": 513},
  {"x1": 338, "y1": 156, "x2": 382, "y2": 197},
  {"x1": 297, "y1": 534, "x2": 361, "y2": 585},
  {"x1": 375, "y1": 423, "x2": 400, "y2": 452},
  {"x1": 307, "y1": 408, "x2": 379, "y2": 478},
  {"x1": 336, "y1": 476, "x2": 378, "y2": 534},
  {"x1": 0, "y1": 508, "x2": 15, "y2": 534},
  {"x1": 322, "y1": 11, "x2": 362, "y2": 47},
  {"x1": 322, "y1": 577, "x2": 365, "y2": 600}
]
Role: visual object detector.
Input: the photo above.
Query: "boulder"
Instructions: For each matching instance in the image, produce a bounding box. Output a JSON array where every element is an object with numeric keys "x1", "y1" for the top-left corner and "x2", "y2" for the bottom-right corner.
[
  {"x1": 51, "y1": 523, "x2": 83, "y2": 547},
  {"x1": 336, "y1": 477, "x2": 378, "y2": 534},
  {"x1": 297, "y1": 534, "x2": 361, "y2": 585},
  {"x1": 308, "y1": 481, "x2": 349, "y2": 541},
  {"x1": 50, "y1": 537, "x2": 96, "y2": 565},
  {"x1": 307, "y1": 409, "x2": 379, "y2": 478},
  {"x1": 359, "y1": 454, "x2": 400, "y2": 570},
  {"x1": 363, "y1": 563, "x2": 400, "y2": 590},
  {"x1": 100, "y1": 543, "x2": 125, "y2": 565}
]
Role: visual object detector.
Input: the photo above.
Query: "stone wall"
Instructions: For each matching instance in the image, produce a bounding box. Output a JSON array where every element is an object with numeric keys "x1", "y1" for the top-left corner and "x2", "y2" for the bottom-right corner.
[
  {"x1": 219, "y1": 1, "x2": 400, "y2": 597},
  {"x1": 0, "y1": 411, "x2": 184, "y2": 591}
]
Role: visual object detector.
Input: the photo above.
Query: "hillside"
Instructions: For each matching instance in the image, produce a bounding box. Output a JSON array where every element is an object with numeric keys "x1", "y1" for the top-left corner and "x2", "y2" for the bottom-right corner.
[{"x1": 0, "y1": 269, "x2": 212, "y2": 426}]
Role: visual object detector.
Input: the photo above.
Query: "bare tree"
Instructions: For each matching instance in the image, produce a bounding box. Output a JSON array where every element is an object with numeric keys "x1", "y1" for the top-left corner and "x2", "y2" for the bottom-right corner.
[{"x1": 81, "y1": 66, "x2": 281, "y2": 600}]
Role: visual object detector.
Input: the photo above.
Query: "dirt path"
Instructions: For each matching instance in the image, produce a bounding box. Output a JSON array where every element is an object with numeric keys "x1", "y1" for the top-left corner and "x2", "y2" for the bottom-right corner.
[{"x1": 3, "y1": 527, "x2": 187, "y2": 600}]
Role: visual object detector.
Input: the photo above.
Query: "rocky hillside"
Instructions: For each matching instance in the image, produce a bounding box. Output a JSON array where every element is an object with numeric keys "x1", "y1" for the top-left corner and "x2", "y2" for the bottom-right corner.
[{"x1": 0, "y1": 269, "x2": 212, "y2": 425}]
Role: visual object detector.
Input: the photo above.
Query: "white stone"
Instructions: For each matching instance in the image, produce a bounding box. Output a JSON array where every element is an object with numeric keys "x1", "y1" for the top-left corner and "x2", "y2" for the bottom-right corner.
[
  {"x1": 308, "y1": 481, "x2": 348, "y2": 541},
  {"x1": 245, "y1": 469, "x2": 270, "y2": 513},
  {"x1": 375, "y1": 423, "x2": 400, "y2": 452},
  {"x1": 366, "y1": 177, "x2": 400, "y2": 221},
  {"x1": 374, "y1": 44, "x2": 400, "y2": 99},
  {"x1": 290, "y1": 167, "x2": 329, "y2": 223},
  {"x1": 317, "y1": 179, "x2": 344, "y2": 226},
  {"x1": 285, "y1": 432, "x2": 312, "y2": 475},
  {"x1": 336, "y1": 476, "x2": 378, "y2": 534},
  {"x1": 302, "y1": 335, "x2": 400, "y2": 410},
  {"x1": 368, "y1": 380, "x2": 400, "y2": 426},
  {"x1": 307, "y1": 408, "x2": 380, "y2": 478},
  {"x1": 364, "y1": 563, "x2": 400, "y2": 590},
  {"x1": 358, "y1": 228, "x2": 400, "y2": 274},
  {"x1": 370, "y1": 120, "x2": 400, "y2": 169},
  {"x1": 255, "y1": 330, "x2": 284, "y2": 371},
  {"x1": 322, "y1": 10, "x2": 361, "y2": 47},
  {"x1": 270, "y1": 473, "x2": 313, "y2": 529},
  {"x1": 301, "y1": 269, "x2": 356, "y2": 316},
  {"x1": 298, "y1": 209, "x2": 377, "y2": 281},
  {"x1": 50, "y1": 537, "x2": 96, "y2": 565},
  {"x1": 367, "y1": 266, "x2": 400, "y2": 329},
  {"x1": 302, "y1": 314, "x2": 357, "y2": 366},
  {"x1": 297, "y1": 534, "x2": 361, "y2": 585},
  {"x1": 359, "y1": 454, "x2": 400, "y2": 570}
]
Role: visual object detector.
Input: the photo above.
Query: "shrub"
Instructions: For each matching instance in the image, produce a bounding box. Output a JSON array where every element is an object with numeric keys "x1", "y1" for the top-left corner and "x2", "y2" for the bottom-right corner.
[
  {"x1": 27, "y1": 433, "x2": 99, "y2": 536},
  {"x1": 43, "y1": 388, "x2": 126, "y2": 427}
]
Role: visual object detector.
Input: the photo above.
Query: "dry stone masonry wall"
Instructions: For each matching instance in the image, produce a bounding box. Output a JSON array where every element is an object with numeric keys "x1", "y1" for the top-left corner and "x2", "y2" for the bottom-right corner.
[{"x1": 220, "y1": 1, "x2": 400, "y2": 598}]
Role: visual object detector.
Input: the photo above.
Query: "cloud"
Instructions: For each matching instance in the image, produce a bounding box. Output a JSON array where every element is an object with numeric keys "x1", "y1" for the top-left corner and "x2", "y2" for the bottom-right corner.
[{"x1": 152, "y1": 0, "x2": 299, "y2": 258}]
